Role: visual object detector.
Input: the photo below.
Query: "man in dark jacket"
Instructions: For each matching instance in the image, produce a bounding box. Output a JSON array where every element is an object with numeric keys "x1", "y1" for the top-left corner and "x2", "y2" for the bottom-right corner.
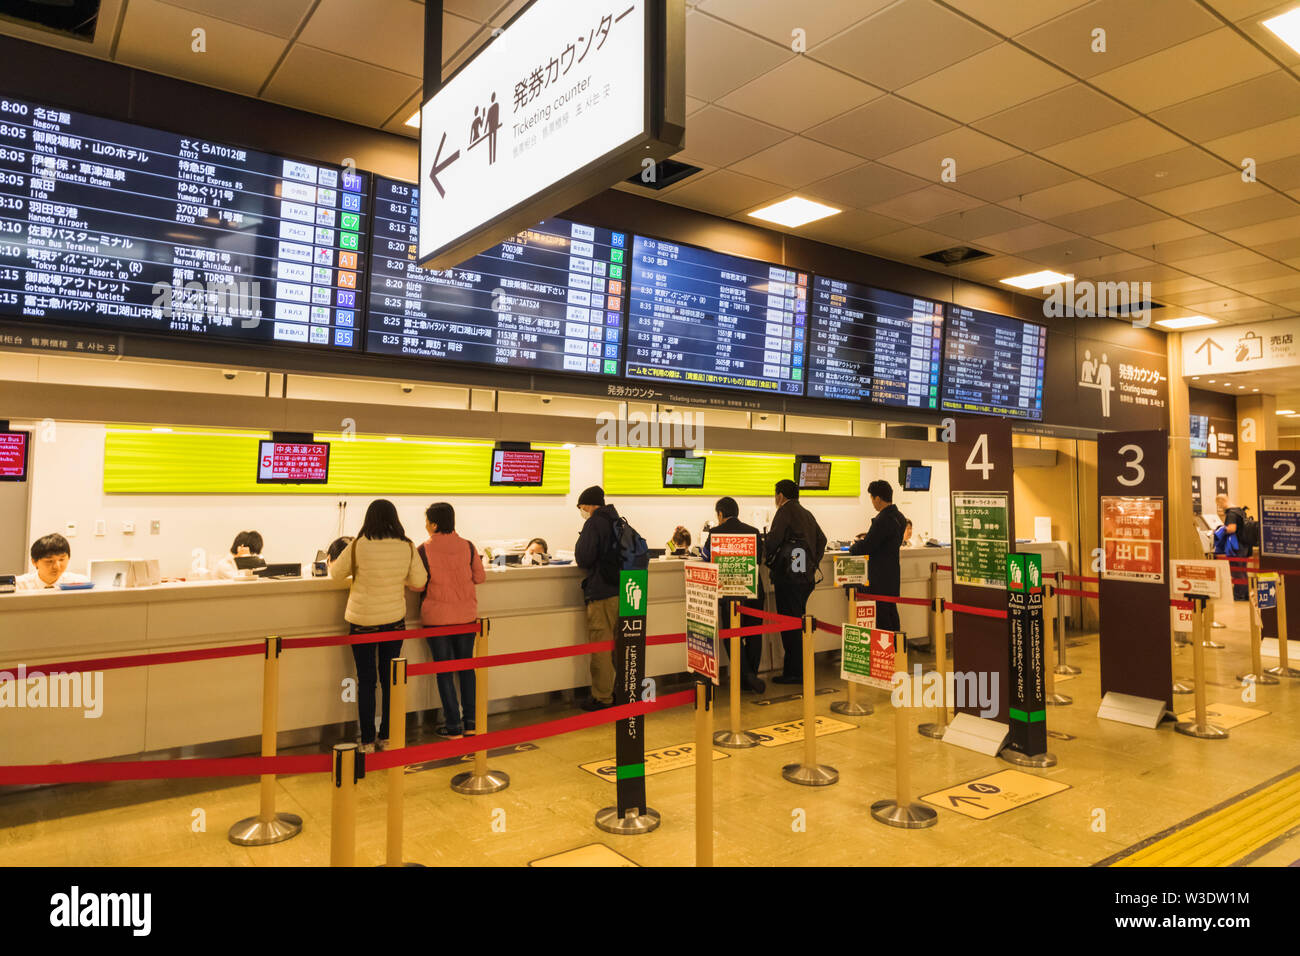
[
  {"x1": 851, "y1": 479, "x2": 908, "y2": 632},
  {"x1": 702, "y1": 496, "x2": 766, "y2": 694},
  {"x1": 574, "y1": 485, "x2": 619, "y2": 709},
  {"x1": 765, "y1": 479, "x2": 827, "y2": 684}
]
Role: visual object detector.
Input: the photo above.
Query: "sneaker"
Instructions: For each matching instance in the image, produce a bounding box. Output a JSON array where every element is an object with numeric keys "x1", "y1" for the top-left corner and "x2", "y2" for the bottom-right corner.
[
  {"x1": 359, "y1": 742, "x2": 376, "y2": 754},
  {"x1": 581, "y1": 697, "x2": 612, "y2": 712},
  {"x1": 435, "y1": 724, "x2": 464, "y2": 739}
]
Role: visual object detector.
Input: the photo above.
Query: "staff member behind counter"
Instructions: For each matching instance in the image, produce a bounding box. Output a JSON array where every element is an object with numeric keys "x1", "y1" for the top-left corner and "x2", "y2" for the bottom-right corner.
[
  {"x1": 850, "y1": 479, "x2": 908, "y2": 632},
  {"x1": 215, "y1": 531, "x2": 265, "y2": 579},
  {"x1": 16, "y1": 534, "x2": 91, "y2": 590}
]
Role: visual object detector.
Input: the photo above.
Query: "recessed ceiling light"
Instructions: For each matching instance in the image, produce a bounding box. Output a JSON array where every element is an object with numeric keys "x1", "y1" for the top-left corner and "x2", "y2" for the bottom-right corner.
[
  {"x1": 1263, "y1": 7, "x2": 1300, "y2": 55},
  {"x1": 1155, "y1": 315, "x2": 1217, "y2": 329},
  {"x1": 385, "y1": 436, "x2": 402, "y2": 442},
  {"x1": 1253, "y1": 388, "x2": 1259, "y2": 392},
  {"x1": 1191, "y1": 376, "x2": 1200, "y2": 380},
  {"x1": 1208, "y1": 379, "x2": 1216, "y2": 384},
  {"x1": 1277, "y1": 409, "x2": 1296, "y2": 415},
  {"x1": 1000, "y1": 270, "x2": 1074, "y2": 290},
  {"x1": 1239, "y1": 385, "x2": 1246, "y2": 389},
  {"x1": 748, "y1": 197, "x2": 841, "y2": 228},
  {"x1": 405, "y1": 111, "x2": 420, "y2": 128}
]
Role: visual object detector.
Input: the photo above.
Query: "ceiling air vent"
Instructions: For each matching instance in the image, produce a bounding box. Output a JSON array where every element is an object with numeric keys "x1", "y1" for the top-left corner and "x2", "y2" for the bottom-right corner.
[
  {"x1": 0, "y1": 0, "x2": 101, "y2": 40},
  {"x1": 920, "y1": 245, "x2": 993, "y2": 266},
  {"x1": 624, "y1": 159, "x2": 702, "y2": 191}
]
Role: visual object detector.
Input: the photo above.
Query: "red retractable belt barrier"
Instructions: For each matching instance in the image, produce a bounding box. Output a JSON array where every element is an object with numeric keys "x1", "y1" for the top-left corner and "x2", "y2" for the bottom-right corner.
[
  {"x1": 737, "y1": 606, "x2": 804, "y2": 629},
  {"x1": 850, "y1": 589, "x2": 933, "y2": 608},
  {"x1": 946, "y1": 603, "x2": 1008, "y2": 621},
  {"x1": 407, "y1": 633, "x2": 689, "y2": 677},
  {"x1": 934, "y1": 565, "x2": 952, "y2": 572},
  {"x1": 815, "y1": 620, "x2": 843, "y2": 636},
  {"x1": 281, "y1": 622, "x2": 477, "y2": 651},
  {"x1": 1061, "y1": 574, "x2": 1100, "y2": 584},
  {"x1": 11, "y1": 641, "x2": 267, "y2": 678},
  {"x1": 1056, "y1": 588, "x2": 1101, "y2": 599}
]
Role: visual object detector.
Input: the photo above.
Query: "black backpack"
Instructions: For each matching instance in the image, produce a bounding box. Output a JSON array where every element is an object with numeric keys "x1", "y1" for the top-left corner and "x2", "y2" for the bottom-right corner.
[
  {"x1": 1239, "y1": 514, "x2": 1260, "y2": 551},
  {"x1": 598, "y1": 514, "x2": 649, "y2": 586}
]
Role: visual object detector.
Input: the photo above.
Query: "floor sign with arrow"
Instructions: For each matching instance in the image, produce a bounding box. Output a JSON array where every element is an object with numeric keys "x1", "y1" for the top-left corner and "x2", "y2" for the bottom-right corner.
[{"x1": 921, "y1": 770, "x2": 1070, "y2": 820}]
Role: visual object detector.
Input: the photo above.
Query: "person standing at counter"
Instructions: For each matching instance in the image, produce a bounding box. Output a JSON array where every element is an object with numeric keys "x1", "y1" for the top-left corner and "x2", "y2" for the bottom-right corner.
[
  {"x1": 16, "y1": 534, "x2": 90, "y2": 590},
  {"x1": 765, "y1": 480, "x2": 827, "y2": 684},
  {"x1": 215, "y1": 531, "x2": 264, "y2": 579},
  {"x1": 574, "y1": 485, "x2": 628, "y2": 711},
  {"x1": 850, "y1": 480, "x2": 908, "y2": 632},
  {"x1": 702, "y1": 496, "x2": 766, "y2": 694},
  {"x1": 329, "y1": 500, "x2": 427, "y2": 753},
  {"x1": 417, "y1": 502, "x2": 486, "y2": 739}
]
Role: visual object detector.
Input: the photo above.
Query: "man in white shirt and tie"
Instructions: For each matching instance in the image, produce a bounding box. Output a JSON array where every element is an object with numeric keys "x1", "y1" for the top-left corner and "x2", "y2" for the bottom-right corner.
[{"x1": 15, "y1": 533, "x2": 90, "y2": 590}]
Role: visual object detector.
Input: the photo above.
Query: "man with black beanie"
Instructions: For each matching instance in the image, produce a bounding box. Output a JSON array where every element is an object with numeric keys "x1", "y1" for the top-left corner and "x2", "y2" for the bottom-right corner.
[
  {"x1": 574, "y1": 485, "x2": 619, "y2": 709},
  {"x1": 765, "y1": 479, "x2": 827, "y2": 684}
]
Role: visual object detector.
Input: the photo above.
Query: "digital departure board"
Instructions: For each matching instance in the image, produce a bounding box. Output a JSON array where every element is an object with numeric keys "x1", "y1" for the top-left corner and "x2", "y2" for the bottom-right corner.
[
  {"x1": 940, "y1": 306, "x2": 1046, "y2": 421},
  {"x1": 367, "y1": 176, "x2": 624, "y2": 376},
  {"x1": 624, "y1": 235, "x2": 808, "y2": 394},
  {"x1": 807, "y1": 277, "x2": 943, "y2": 408},
  {"x1": 490, "y1": 448, "x2": 545, "y2": 486},
  {"x1": 0, "y1": 93, "x2": 368, "y2": 350},
  {"x1": 257, "y1": 440, "x2": 330, "y2": 484}
]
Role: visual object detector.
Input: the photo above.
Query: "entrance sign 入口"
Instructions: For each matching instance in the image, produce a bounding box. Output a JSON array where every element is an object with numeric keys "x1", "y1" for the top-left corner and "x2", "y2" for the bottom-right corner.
[
  {"x1": 710, "y1": 534, "x2": 757, "y2": 598},
  {"x1": 1101, "y1": 496, "x2": 1165, "y2": 583},
  {"x1": 840, "y1": 623, "x2": 895, "y2": 691},
  {"x1": 418, "y1": 0, "x2": 685, "y2": 268},
  {"x1": 613, "y1": 569, "x2": 649, "y2": 816},
  {"x1": 1005, "y1": 554, "x2": 1047, "y2": 758},
  {"x1": 684, "y1": 561, "x2": 720, "y2": 683},
  {"x1": 832, "y1": 555, "x2": 866, "y2": 587},
  {"x1": 951, "y1": 492, "x2": 1010, "y2": 589}
]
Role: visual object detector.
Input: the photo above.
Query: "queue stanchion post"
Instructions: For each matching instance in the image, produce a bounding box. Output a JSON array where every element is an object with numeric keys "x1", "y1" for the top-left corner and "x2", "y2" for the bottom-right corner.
[
  {"x1": 330, "y1": 743, "x2": 360, "y2": 867},
  {"x1": 382, "y1": 657, "x2": 423, "y2": 867},
  {"x1": 1211, "y1": 560, "x2": 1228, "y2": 629},
  {"x1": 451, "y1": 618, "x2": 510, "y2": 794},
  {"x1": 714, "y1": 600, "x2": 760, "y2": 748},
  {"x1": 1053, "y1": 571, "x2": 1080, "y2": 675},
  {"x1": 1174, "y1": 596, "x2": 1228, "y2": 739},
  {"x1": 1239, "y1": 573, "x2": 1279, "y2": 686},
  {"x1": 1043, "y1": 584, "x2": 1072, "y2": 706},
  {"x1": 782, "y1": 614, "x2": 838, "y2": 787},
  {"x1": 1172, "y1": 613, "x2": 1194, "y2": 695},
  {"x1": 918, "y1": 594, "x2": 949, "y2": 737},
  {"x1": 872, "y1": 631, "x2": 937, "y2": 829},
  {"x1": 228, "y1": 635, "x2": 303, "y2": 846},
  {"x1": 695, "y1": 678, "x2": 714, "y2": 867},
  {"x1": 1202, "y1": 598, "x2": 1226, "y2": 649},
  {"x1": 1266, "y1": 575, "x2": 1300, "y2": 679},
  {"x1": 832, "y1": 585, "x2": 872, "y2": 717}
]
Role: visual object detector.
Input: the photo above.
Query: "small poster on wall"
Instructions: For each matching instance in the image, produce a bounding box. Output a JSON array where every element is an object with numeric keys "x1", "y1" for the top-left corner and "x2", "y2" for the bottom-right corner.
[
  {"x1": 1260, "y1": 498, "x2": 1300, "y2": 558},
  {"x1": 1101, "y1": 496, "x2": 1165, "y2": 583},
  {"x1": 951, "y1": 491, "x2": 1010, "y2": 589}
]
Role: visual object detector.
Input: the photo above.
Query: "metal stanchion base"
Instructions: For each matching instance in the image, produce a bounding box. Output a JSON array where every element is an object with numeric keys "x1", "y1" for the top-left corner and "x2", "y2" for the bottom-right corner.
[
  {"x1": 378, "y1": 861, "x2": 427, "y2": 868},
  {"x1": 1211, "y1": 620, "x2": 1226, "y2": 629},
  {"x1": 1174, "y1": 720, "x2": 1229, "y2": 739},
  {"x1": 917, "y1": 721, "x2": 946, "y2": 739},
  {"x1": 713, "y1": 729, "x2": 761, "y2": 749},
  {"x1": 594, "y1": 807, "x2": 661, "y2": 835},
  {"x1": 450, "y1": 769, "x2": 510, "y2": 794},
  {"x1": 1001, "y1": 749, "x2": 1057, "y2": 768},
  {"x1": 1045, "y1": 692, "x2": 1073, "y2": 706},
  {"x1": 227, "y1": 812, "x2": 303, "y2": 846},
  {"x1": 781, "y1": 763, "x2": 839, "y2": 787},
  {"x1": 870, "y1": 800, "x2": 937, "y2": 829},
  {"x1": 1172, "y1": 680, "x2": 1194, "y2": 694},
  {"x1": 1174, "y1": 634, "x2": 1192, "y2": 646},
  {"x1": 1054, "y1": 664, "x2": 1081, "y2": 676},
  {"x1": 1265, "y1": 666, "x2": 1300, "y2": 679},
  {"x1": 830, "y1": 699, "x2": 874, "y2": 716},
  {"x1": 1237, "y1": 671, "x2": 1280, "y2": 685},
  {"x1": 1202, "y1": 640, "x2": 1226, "y2": 649}
]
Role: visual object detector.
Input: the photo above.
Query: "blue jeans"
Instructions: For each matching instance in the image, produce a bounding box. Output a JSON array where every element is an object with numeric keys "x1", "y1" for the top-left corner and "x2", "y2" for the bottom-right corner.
[
  {"x1": 427, "y1": 631, "x2": 476, "y2": 732},
  {"x1": 349, "y1": 620, "x2": 404, "y2": 744}
]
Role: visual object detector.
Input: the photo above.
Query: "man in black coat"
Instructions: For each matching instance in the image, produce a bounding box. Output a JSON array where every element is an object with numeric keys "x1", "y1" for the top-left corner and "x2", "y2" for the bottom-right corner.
[
  {"x1": 702, "y1": 496, "x2": 766, "y2": 693},
  {"x1": 574, "y1": 485, "x2": 620, "y2": 709},
  {"x1": 850, "y1": 479, "x2": 908, "y2": 632},
  {"x1": 765, "y1": 479, "x2": 827, "y2": 684}
]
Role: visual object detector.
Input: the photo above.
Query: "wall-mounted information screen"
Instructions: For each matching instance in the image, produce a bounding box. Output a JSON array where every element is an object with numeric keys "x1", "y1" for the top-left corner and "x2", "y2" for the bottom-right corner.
[
  {"x1": 0, "y1": 430, "x2": 29, "y2": 480},
  {"x1": 940, "y1": 306, "x2": 1046, "y2": 421},
  {"x1": 490, "y1": 448, "x2": 545, "y2": 486},
  {"x1": 663, "y1": 454, "x2": 706, "y2": 489},
  {"x1": 0, "y1": 93, "x2": 368, "y2": 350},
  {"x1": 796, "y1": 459, "x2": 832, "y2": 491},
  {"x1": 624, "y1": 235, "x2": 808, "y2": 394},
  {"x1": 807, "y1": 277, "x2": 943, "y2": 408},
  {"x1": 368, "y1": 176, "x2": 624, "y2": 376},
  {"x1": 257, "y1": 440, "x2": 330, "y2": 484}
]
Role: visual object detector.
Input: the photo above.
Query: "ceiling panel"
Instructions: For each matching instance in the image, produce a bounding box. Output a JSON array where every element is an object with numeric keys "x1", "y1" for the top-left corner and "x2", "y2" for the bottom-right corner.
[
  {"x1": 1090, "y1": 30, "x2": 1276, "y2": 113},
  {"x1": 876, "y1": 126, "x2": 1021, "y2": 179},
  {"x1": 658, "y1": 168, "x2": 788, "y2": 218},
  {"x1": 921, "y1": 204, "x2": 1038, "y2": 241},
  {"x1": 804, "y1": 162, "x2": 932, "y2": 208},
  {"x1": 159, "y1": 0, "x2": 314, "y2": 37},
  {"x1": 675, "y1": 106, "x2": 790, "y2": 168},
  {"x1": 939, "y1": 0, "x2": 1093, "y2": 36},
  {"x1": 794, "y1": 207, "x2": 912, "y2": 250},
  {"x1": 1094, "y1": 147, "x2": 1232, "y2": 197},
  {"x1": 1140, "y1": 172, "x2": 1257, "y2": 215},
  {"x1": 1052, "y1": 200, "x2": 1168, "y2": 235},
  {"x1": 1151, "y1": 71, "x2": 1300, "y2": 144},
  {"x1": 977, "y1": 221, "x2": 1080, "y2": 255},
  {"x1": 262, "y1": 44, "x2": 420, "y2": 127},
  {"x1": 856, "y1": 226, "x2": 968, "y2": 259},
  {"x1": 1000, "y1": 179, "x2": 1126, "y2": 219},
  {"x1": 1094, "y1": 218, "x2": 1204, "y2": 250},
  {"x1": 867, "y1": 185, "x2": 985, "y2": 223},
  {"x1": 716, "y1": 57, "x2": 881, "y2": 133},
  {"x1": 948, "y1": 154, "x2": 1077, "y2": 203},
  {"x1": 803, "y1": 96, "x2": 958, "y2": 159},
  {"x1": 685, "y1": 11, "x2": 792, "y2": 101},
  {"x1": 1037, "y1": 118, "x2": 1186, "y2": 175},
  {"x1": 699, "y1": 0, "x2": 894, "y2": 48},
  {"x1": 298, "y1": 0, "x2": 426, "y2": 76},
  {"x1": 1184, "y1": 193, "x2": 1300, "y2": 232},
  {"x1": 972, "y1": 82, "x2": 1135, "y2": 152},
  {"x1": 728, "y1": 137, "x2": 863, "y2": 188},
  {"x1": 895, "y1": 42, "x2": 1074, "y2": 124}
]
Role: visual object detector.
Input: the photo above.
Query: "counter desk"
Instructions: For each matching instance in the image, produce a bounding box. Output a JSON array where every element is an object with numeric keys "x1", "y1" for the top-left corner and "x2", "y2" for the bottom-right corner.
[{"x1": 1, "y1": 543, "x2": 1069, "y2": 764}]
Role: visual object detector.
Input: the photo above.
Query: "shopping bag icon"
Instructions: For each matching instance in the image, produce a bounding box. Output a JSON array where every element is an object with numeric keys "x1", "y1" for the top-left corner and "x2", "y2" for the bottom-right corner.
[{"x1": 1235, "y1": 331, "x2": 1264, "y2": 362}]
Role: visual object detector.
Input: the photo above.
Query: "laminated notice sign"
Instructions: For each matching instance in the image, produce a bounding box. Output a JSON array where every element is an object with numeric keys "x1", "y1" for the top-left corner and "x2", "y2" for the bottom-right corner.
[
  {"x1": 951, "y1": 492, "x2": 1010, "y2": 589},
  {"x1": 1260, "y1": 497, "x2": 1300, "y2": 558},
  {"x1": 684, "y1": 561, "x2": 720, "y2": 683},
  {"x1": 840, "y1": 623, "x2": 895, "y2": 691},
  {"x1": 833, "y1": 555, "x2": 866, "y2": 586},
  {"x1": 1170, "y1": 559, "x2": 1223, "y2": 600},
  {"x1": 710, "y1": 534, "x2": 757, "y2": 598},
  {"x1": 1101, "y1": 496, "x2": 1165, "y2": 583}
]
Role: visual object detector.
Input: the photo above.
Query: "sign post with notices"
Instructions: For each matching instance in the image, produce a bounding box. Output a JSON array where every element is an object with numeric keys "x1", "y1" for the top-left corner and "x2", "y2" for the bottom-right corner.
[
  {"x1": 831, "y1": 556, "x2": 873, "y2": 716},
  {"x1": 832, "y1": 555, "x2": 866, "y2": 587},
  {"x1": 684, "y1": 561, "x2": 720, "y2": 683},
  {"x1": 951, "y1": 492, "x2": 1011, "y2": 589},
  {"x1": 710, "y1": 534, "x2": 757, "y2": 599},
  {"x1": 1241, "y1": 571, "x2": 1280, "y2": 687},
  {"x1": 595, "y1": 569, "x2": 659, "y2": 834},
  {"x1": 1256, "y1": 451, "x2": 1300, "y2": 678},
  {"x1": 1002, "y1": 553, "x2": 1053, "y2": 767},
  {"x1": 840, "y1": 623, "x2": 895, "y2": 691},
  {"x1": 1170, "y1": 558, "x2": 1223, "y2": 639}
]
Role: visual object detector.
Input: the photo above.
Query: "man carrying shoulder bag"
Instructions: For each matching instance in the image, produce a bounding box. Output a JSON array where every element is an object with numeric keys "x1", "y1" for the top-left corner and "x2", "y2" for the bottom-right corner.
[{"x1": 764, "y1": 479, "x2": 827, "y2": 684}]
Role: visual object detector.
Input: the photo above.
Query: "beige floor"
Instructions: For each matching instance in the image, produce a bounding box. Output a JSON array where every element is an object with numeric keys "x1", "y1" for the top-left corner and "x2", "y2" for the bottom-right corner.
[{"x1": 1, "y1": 599, "x2": 1297, "y2": 867}]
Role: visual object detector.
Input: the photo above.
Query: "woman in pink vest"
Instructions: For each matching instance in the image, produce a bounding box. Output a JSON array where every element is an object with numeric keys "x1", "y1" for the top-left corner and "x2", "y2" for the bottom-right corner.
[{"x1": 418, "y1": 502, "x2": 486, "y2": 739}]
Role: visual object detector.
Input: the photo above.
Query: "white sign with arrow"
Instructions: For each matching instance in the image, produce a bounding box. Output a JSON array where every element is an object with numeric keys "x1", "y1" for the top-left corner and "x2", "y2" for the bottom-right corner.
[{"x1": 1181, "y1": 316, "x2": 1300, "y2": 377}]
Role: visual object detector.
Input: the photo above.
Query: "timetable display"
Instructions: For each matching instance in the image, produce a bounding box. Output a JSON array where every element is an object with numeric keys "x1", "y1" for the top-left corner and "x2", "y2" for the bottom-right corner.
[
  {"x1": 367, "y1": 176, "x2": 624, "y2": 376},
  {"x1": 807, "y1": 277, "x2": 943, "y2": 408},
  {"x1": 257, "y1": 440, "x2": 330, "y2": 484},
  {"x1": 0, "y1": 93, "x2": 368, "y2": 350},
  {"x1": 940, "y1": 306, "x2": 1046, "y2": 421},
  {"x1": 624, "y1": 236, "x2": 808, "y2": 395}
]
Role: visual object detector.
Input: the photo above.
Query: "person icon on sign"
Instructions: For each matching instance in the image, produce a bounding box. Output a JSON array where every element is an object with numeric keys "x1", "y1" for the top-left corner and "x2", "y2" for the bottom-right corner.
[
  {"x1": 470, "y1": 106, "x2": 483, "y2": 146},
  {"x1": 485, "y1": 92, "x2": 500, "y2": 164}
]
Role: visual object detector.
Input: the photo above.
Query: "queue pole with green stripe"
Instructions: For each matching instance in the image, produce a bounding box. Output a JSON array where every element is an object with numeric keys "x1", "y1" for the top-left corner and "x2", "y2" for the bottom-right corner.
[{"x1": 1000, "y1": 553, "x2": 1057, "y2": 768}]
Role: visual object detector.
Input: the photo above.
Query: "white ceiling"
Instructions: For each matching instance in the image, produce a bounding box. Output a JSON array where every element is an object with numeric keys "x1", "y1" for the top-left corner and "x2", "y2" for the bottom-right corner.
[{"x1": 3, "y1": 0, "x2": 1300, "y2": 329}]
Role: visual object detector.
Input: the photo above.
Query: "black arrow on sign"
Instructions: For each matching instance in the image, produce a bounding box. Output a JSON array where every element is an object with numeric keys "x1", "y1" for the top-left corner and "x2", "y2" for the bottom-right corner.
[
  {"x1": 428, "y1": 131, "x2": 460, "y2": 198},
  {"x1": 948, "y1": 794, "x2": 986, "y2": 809},
  {"x1": 1194, "y1": 338, "x2": 1223, "y2": 365}
]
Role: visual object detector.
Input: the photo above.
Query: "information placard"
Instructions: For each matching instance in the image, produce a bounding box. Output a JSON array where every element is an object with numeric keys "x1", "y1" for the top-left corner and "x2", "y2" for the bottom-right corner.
[
  {"x1": 684, "y1": 561, "x2": 720, "y2": 683},
  {"x1": 840, "y1": 623, "x2": 894, "y2": 691},
  {"x1": 709, "y1": 534, "x2": 756, "y2": 599},
  {"x1": 832, "y1": 555, "x2": 866, "y2": 587},
  {"x1": 1101, "y1": 496, "x2": 1165, "y2": 583},
  {"x1": 855, "y1": 599, "x2": 877, "y2": 630},
  {"x1": 1260, "y1": 497, "x2": 1300, "y2": 558},
  {"x1": 1170, "y1": 558, "x2": 1224, "y2": 600},
  {"x1": 951, "y1": 492, "x2": 1010, "y2": 589}
]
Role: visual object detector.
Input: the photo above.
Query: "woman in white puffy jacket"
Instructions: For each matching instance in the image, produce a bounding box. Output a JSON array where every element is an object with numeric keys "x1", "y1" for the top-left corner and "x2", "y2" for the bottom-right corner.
[{"x1": 329, "y1": 499, "x2": 428, "y2": 752}]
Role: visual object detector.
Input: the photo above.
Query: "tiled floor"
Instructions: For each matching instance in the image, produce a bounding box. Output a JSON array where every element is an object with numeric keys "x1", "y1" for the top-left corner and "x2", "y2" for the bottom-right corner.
[{"x1": 2, "y1": 599, "x2": 1297, "y2": 867}]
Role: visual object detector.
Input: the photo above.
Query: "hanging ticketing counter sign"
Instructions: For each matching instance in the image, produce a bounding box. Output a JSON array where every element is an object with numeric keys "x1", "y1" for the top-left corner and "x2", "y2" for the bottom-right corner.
[
  {"x1": 417, "y1": 0, "x2": 686, "y2": 268},
  {"x1": 1097, "y1": 430, "x2": 1172, "y2": 710},
  {"x1": 945, "y1": 416, "x2": 1015, "y2": 722},
  {"x1": 1256, "y1": 451, "x2": 1300, "y2": 644}
]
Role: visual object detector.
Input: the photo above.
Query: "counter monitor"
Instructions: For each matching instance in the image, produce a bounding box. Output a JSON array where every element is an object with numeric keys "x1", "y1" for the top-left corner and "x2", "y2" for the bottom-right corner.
[
  {"x1": 902, "y1": 465, "x2": 932, "y2": 492},
  {"x1": 0, "y1": 429, "x2": 29, "y2": 480},
  {"x1": 257, "y1": 439, "x2": 330, "y2": 484},
  {"x1": 940, "y1": 305, "x2": 1046, "y2": 421},
  {"x1": 807, "y1": 277, "x2": 943, "y2": 408},
  {"x1": 662, "y1": 453, "x2": 706, "y2": 489},
  {"x1": 490, "y1": 448, "x2": 545, "y2": 486},
  {"x1": 624, "y1": 235, "x2": 808, "y2": 395},
  {"x1": 796, "y1": 458, "x2": 832, "y2": 491},
  {"x1": 0, "y1": 92, "x2": 369, "y2": 351},
  {"x1": 367, "y1": 176, "x2": 624, "y2": 377}
]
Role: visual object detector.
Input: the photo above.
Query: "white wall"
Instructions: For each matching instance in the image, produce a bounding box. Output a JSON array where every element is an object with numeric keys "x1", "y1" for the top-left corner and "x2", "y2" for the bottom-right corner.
[
  {"x1": 19, "y1": 422, "x2": 952, "y2": 578},
  {"x1": 1191, "y1": 456, "x2": 1238, "y2": 515}
]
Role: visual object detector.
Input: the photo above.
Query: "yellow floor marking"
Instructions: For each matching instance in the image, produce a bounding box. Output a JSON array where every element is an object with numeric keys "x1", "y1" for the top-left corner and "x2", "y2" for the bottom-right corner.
[
  {"x1": 747, "y1": 715, "x2": 857, "y2": 748},
  {"x1": 579, "y1": 741, "x2": 728, "y2": 780},
  {"x1": 529, "y1": 843, "x2": 638, "y2": 867},
  {"x1": 1173, "y1": 702, "x2": 1269, "y2": 729},
  {"x1": 921, "y1": 769, "x2": 1070, "y2": 820}
]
